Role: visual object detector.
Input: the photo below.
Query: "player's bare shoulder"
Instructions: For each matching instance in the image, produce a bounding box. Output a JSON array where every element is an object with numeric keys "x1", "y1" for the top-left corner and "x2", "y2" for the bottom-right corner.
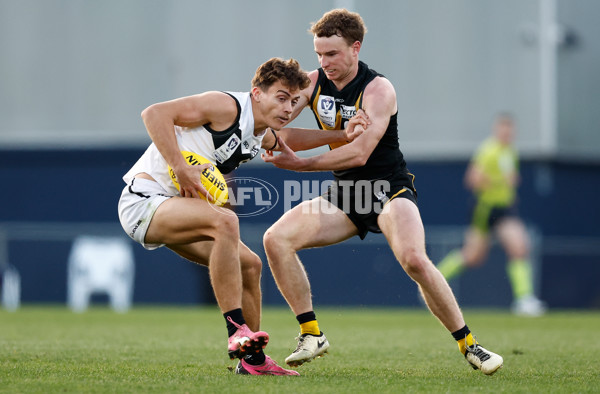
[
  {"x1": 363, "y1": 76, "x2": 397, "y2": 113},
  {"x1": 287, "y1": 69, "x2": 319, "y2": 119},
  {"x1": 303, "y1": 70, "x2": 320, "y2": 101},
  {"x1": 195, "y1": 91, "x2": 239, "y2": 131},
  {"x1": 199, "y1": 91, "x2": 238, "y2": 115}
]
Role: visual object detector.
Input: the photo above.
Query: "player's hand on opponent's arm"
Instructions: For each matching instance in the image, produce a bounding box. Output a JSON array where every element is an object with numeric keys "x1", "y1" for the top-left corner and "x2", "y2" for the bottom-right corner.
[
  {"x1": 172, "y1": 162, "x2": 215, "y2": 202},
  {"x1": 262, "y1": 109, "x2": 372, "y2": 171},
  {"x1": 345, "y1": 109, "x2": 371, "y2": 142},
  {"x1": 261, "y1": 137, "x2": 307, "y2": 171}
]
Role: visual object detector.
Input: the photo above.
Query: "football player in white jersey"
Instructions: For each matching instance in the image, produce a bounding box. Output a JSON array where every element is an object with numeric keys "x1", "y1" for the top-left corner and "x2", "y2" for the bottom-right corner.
[{"x1": 118, "y1": 57, "x2": 367, "y2": 376}]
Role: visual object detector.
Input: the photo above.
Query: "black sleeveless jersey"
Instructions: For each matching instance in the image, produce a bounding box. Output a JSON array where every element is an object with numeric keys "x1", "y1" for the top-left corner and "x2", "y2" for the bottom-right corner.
[{"x1": 309, "y1": 61, "x2": 407, "y2": 181}]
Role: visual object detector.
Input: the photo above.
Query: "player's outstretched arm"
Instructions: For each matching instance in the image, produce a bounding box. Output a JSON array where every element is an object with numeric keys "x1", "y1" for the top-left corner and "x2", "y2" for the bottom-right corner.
[
  {"x1": 263, "y1": 111, "x2": 369, "y2": 152},
  {"x1": 262, "y1": 77, "x2": 395, "y2": 172}
]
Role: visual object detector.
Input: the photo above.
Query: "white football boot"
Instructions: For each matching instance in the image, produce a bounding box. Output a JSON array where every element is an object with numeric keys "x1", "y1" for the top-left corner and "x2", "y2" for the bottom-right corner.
[
  {"x1": 464, "y1": 342, "x2": 504, "y2": 375},
  {"x1": 285, "y1": 332, "x2": 330, "y2": 367},
  {"x1": 512, "y1": 295, "x2": 547, "y2": 317}
]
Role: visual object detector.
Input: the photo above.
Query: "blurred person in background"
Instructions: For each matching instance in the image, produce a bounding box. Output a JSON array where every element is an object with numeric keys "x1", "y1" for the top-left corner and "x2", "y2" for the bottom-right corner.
[
  {"x1": 261, "y1": 8, "x2": 503, "y2": 375},
  {"x1": 437, "y1": 113, "x2": 546, "y2": 316}
]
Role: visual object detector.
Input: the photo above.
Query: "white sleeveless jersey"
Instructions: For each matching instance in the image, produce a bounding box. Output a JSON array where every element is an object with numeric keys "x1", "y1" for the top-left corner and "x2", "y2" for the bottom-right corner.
[{"x1": 123, "y1": 91, "x2": 266, "y2": 195}]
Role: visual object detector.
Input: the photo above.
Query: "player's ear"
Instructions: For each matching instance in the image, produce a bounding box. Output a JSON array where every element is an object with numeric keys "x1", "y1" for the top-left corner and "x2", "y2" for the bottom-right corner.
[{"x1": 251, "y1": 87, "x2": 261, "y2": 102}]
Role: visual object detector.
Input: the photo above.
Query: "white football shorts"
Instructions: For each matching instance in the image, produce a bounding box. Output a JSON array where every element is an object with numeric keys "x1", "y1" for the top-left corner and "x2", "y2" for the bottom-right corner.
[{"x1": 118, "y1": 177, "x2": 172, "y2": 250}]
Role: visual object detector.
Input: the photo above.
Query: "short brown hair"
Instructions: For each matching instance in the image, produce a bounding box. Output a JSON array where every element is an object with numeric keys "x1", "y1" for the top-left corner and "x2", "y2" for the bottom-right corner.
[
  {"x1": 251, "y1": 58, "x2": 310, "y2": 92},
  {"x1": 310, "y1": 8, "x2": 367, "y2": 46}
]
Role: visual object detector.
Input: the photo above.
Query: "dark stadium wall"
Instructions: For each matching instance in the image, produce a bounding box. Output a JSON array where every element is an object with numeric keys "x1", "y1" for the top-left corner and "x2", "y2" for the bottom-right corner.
[{"x1": 1, "y1": 149, "x2": 599, "y2": 309}]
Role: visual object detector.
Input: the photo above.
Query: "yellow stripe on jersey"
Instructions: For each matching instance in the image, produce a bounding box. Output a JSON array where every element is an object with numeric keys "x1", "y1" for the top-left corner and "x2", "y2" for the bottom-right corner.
[
  {"x1": 311, "y1": 85, "x2": 326, "y2": 129},
  {"x1": 355, "y1": 91, "x2": 363, "y2": 108}
]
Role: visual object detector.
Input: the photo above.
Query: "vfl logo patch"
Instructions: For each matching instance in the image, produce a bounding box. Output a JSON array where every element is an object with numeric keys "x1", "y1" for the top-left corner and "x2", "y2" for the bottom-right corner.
[
  {"x1": 317, "y1": 95, "x2": 336, "y2": 128},
  {"x1": 320, "y1": 96, "x2": 335, "y2": 113},
  {"x1": 227, "y1": 138, "x2": 238, "y2": 150},
  {"x1": 214, "y1": 134, "x2": 241, "y2": 163}
]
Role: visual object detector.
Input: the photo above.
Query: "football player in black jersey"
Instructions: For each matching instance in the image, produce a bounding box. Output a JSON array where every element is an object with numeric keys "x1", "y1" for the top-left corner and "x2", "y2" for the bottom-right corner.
[{"x1": 262, "y1": 9, "x2": 503, "y2": 375}]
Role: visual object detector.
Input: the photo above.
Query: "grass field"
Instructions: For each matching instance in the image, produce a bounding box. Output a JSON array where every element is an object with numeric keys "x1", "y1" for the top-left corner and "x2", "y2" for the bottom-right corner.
[{"x1": 1, "y1": 306, "x2": 599, "y2": 393}]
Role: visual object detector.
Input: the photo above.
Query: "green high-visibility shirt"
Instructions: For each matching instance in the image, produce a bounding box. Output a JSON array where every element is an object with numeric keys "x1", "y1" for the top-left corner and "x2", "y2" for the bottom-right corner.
[{"x1": 471, "y1": 137, "x2": 518, "y2": 206}]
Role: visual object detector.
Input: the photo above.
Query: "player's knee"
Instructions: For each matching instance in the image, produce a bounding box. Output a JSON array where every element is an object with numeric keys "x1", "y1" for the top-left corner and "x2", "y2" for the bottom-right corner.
[
  {"x1": 508, "y1": 239, "x2": 529, "y2": 259},
  {"x1": 509, "y1": 248, "x2": 529, "y2": 261},
  {"x1": 464, "y1": 253, "x2": 485, "y2": 268},
  {"x1": 400, "y1": 248, "x2": 431, "y2": 278},
  {"x1": 464, "y1": 259, "x2": 483, "y2": 268},
  {"x1": 242, "y1": 252, "x2": 262, "y2": 282},
  {"x1": 463, "y1": 247, "x2": 487, "y2": 267},
  {"x1": 263, "y1": 226, "x2": 288, "y2": 257},
  {"x1": 213, "y1": 213, "x2": 240, "y2": 239}
]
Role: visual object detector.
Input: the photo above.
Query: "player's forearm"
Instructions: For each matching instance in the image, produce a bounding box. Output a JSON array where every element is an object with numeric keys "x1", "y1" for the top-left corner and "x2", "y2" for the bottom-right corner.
[
  {"x1": 278, "y1": 128, "x2": 346, "y2": 152},
  {"x1": 298, "y1": 145, "x2": 368, "y2": 171}
]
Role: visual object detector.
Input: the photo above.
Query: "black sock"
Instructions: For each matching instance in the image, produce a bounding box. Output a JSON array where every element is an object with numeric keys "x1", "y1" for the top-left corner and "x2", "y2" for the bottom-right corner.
[
  {"x1": 296, "y1": 311, "x2": 317, "y2": 325},
  {"x1": 244, "y1": 350, "x2": 266, "y2": 365},
  {"x1": 224, "y1": 308, "x2": 246, "y2": 337},
  {"x1": 451, "y1": 325, "x2": 471, "y2": 342}
]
